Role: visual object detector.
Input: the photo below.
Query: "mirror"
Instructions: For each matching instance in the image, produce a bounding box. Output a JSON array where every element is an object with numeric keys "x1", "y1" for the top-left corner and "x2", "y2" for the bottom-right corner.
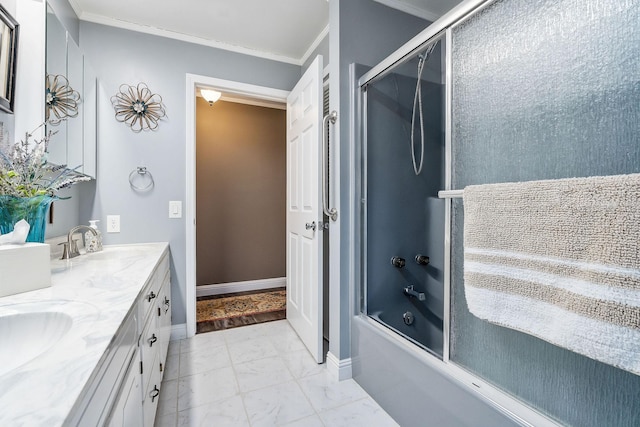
[
  {"x1": 45, "y1": 4, "x2": 96, "y2": 179},
  {"x1": 0, "y1": 5, "x2": 19, "y2": 114}
]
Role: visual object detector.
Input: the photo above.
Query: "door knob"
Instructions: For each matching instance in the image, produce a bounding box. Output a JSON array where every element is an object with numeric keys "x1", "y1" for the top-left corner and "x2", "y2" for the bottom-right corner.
[{"x1": 305, "y1": 222, "x2": 316, "y2": 231}]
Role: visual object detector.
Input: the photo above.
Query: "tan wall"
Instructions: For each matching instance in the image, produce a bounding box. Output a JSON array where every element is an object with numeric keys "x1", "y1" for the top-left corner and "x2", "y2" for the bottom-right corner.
[{"x1": 196, "y1": 98, "x2": 286, "y2": 285}]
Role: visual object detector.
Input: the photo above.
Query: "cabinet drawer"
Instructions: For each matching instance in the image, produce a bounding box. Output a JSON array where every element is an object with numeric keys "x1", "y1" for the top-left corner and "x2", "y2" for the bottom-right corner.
[
  {"x1": 105, "y1": 347, "x2": 142, "y2": 427},
  {"x1": 139, "y1": 309, "x2": 160, "y2": 393},
  {"x1": 138, "y1": 253, "x2": 169, "y2": 329},
  {"x1": 142, "y1": 351, "x2": 163, "y2": 427}
]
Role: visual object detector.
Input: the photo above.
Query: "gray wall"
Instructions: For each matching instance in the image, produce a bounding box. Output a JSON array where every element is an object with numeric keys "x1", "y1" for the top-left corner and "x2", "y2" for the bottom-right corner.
[
  {"x1": 330, "y1": 0, "x2": 429, "y2": 360},
  {"x1": 79, "y1": 22, "x2": 301, "y2": 324}
]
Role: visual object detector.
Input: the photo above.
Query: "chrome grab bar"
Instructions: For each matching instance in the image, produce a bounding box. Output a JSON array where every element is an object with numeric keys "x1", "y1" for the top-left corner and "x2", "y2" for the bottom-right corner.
[{"x1": 322, "y1": 110, "x2": 338, "y2": 222}]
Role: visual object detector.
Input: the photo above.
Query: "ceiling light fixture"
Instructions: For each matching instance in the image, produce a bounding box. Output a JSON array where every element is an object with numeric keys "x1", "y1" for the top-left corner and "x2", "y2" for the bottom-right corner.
[{"x1": 201, "y1": 89, "x2": 222, "y2": 105}]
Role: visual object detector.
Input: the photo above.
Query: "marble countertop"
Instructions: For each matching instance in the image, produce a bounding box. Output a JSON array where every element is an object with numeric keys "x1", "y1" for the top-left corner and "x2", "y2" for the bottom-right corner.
[{"x1": 0, "y1": 242, "x2": 169, "y2": 426}]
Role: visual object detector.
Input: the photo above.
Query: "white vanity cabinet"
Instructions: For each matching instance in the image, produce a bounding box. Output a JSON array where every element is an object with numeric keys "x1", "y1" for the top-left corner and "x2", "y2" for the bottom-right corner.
[
  {"x1": 139, "y1": 253, "x2": 170, "y2": 426},
  {"x1": 0, "y1": 244, "x2": 172, "y2": 426},
  {"x1": 105, "y1": 251, "x2": 171, "y2": 427},
  {"x1": 158, "y1": 268, "x2": 172, "y2": 373},
  {"x1": 106, "y1": 349, "x2": 142, "y2": 427},
  {"x1": 67, "y1": 309, "x2": 138, "y2": 426}
]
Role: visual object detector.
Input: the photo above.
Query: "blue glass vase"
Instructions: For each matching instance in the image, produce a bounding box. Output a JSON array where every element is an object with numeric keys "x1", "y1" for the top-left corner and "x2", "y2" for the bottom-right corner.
[{"x1": 0, "y1": 195, "x2": 56, "y2": 243}]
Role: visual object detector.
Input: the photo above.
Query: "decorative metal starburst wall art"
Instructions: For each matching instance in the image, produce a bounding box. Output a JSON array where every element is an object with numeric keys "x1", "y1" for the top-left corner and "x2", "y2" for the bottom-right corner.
[
  {"x1": 45, "y1": 74, "x2": 80, "y2": 125},
  {"x1": 111, "y1": 83, "x2": 166, "y2": 132}
]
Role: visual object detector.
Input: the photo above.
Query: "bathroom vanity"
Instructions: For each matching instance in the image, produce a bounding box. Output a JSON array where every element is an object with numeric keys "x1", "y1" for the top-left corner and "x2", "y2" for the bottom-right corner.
[{"x1": 0, "y1": 243, "x2": 171, "y2": 426}]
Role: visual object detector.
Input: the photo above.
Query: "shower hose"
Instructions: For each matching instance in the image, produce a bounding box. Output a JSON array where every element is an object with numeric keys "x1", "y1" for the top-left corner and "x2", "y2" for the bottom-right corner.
[{"x1": 411, "y1": 42, "x2": 437, "y2": 176}]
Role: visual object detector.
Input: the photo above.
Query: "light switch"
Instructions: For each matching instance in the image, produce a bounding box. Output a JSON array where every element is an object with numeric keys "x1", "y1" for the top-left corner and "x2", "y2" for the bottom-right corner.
[{"x1": 169, "y1": 201, "x2": 182, "y2": 219}]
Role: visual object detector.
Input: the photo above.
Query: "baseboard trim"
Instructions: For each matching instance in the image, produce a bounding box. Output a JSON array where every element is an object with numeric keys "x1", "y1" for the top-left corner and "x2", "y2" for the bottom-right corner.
[
  {"x1": 196, "y1": 277, "x2": 286, "y2": 297},
  {"x1": 327, "y1": 351, "x2": 352, "y2": 381},
  {"x1": 170, "y1": 323, "x2": 187, "y2": 341}
]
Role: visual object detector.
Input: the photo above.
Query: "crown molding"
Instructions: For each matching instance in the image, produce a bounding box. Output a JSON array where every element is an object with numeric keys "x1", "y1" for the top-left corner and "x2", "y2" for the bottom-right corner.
[
  {"x1": 67, "y1": 0, "x2": 84, "y2": 19},
  {"x1": 79, "y1": 12, "x2": 303, "y2": 66},
  {"x1": 373, "y1": 0, "x2": 441, "y2": 22},
  {"x1": 300, "y1": 23, "x2": 329, "y2": 66}
]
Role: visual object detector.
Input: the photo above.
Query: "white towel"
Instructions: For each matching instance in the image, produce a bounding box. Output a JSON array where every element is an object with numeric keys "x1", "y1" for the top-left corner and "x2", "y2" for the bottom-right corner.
[{"x1": 463, "y1": 173, "x2": 640, "y2": 375}]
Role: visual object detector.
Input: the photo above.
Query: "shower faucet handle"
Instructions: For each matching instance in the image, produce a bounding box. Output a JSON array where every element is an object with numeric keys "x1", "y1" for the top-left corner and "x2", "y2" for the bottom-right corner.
[
  {"x1": 415, "y1": 255, "x2": 430, "y2": 265},
  {"x1": 391, "y1": 256, "x2": 406, "y2": 268}
]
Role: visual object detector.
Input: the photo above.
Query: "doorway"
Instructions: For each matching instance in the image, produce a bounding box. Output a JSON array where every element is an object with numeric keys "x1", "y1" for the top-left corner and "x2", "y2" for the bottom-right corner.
[
  {"x1": 185, "y1": 65, "x2": 329, "y2": 362},
  {"x1": 185, "y1": 74, "x2": 290, "y2": 338},
  {"x1": 194, "y1": 96, "x2": 287, "y2": 333}
]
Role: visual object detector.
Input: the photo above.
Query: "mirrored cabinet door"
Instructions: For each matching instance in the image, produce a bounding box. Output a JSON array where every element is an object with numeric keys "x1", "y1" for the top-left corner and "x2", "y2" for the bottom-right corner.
[
  {"x1": 45, "y1": 2, "x2": 97, "y2": 179},
  {"x1": 83, "y1": 61, "x2": 97, "y2": 178},
  {"x1": 66, "y1": 37, "x2": 83, "y2": 170},
  {"x1": 45, "y1": 6, "x2": 67, "y2": 166}
]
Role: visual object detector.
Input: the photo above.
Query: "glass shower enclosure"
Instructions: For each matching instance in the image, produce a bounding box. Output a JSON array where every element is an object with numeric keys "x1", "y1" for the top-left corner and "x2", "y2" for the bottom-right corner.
[{"x1": 355, "y1": 0, "x2": 640, "y2": 425}]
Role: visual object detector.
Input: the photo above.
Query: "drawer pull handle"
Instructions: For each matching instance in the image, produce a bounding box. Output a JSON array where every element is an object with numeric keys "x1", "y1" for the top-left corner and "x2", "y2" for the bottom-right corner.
[
  {"x1": 147, "y1": 291, "x2": 157, "y2": 302},
  {"x1": 148, "y1": 333, "x2": 158, "y2": 346},
  {"x1": 150, "y1": 385, "x2": 160, "y2": 402}
]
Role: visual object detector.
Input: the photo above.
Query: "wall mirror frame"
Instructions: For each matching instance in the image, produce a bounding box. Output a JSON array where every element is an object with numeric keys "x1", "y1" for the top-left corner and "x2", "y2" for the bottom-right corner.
[{"x1": 0, "y1": 4, "x2": 19, "y2": 114}]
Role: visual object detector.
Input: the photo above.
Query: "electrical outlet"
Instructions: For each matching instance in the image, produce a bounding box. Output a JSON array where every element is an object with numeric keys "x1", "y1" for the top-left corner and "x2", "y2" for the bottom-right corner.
[
  {"x1": 169, "y1": 201, "x2": 182, "y2": 219},
  {"x1": 107, "y1": 215, "x2": 120, "y2": 233}
]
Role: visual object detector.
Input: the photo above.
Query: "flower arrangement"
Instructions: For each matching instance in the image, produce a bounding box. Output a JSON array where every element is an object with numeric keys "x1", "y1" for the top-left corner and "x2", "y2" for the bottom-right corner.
[{"x1": 0, "y1": 123, "x2": 90, "y2": 197}]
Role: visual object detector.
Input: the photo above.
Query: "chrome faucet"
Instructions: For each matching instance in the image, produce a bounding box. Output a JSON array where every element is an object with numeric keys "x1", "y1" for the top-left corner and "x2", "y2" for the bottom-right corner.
[
  {"x1": 60, "y1": 225, "x2": 98, "y2": 260},
  {"x1": 403, "y1": 285, "x2": 426, "y2": 301}
]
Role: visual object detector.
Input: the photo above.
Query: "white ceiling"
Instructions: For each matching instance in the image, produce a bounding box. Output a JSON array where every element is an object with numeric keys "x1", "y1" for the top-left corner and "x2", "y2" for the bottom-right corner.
[{"x1": 70, "y1": 0, "x2": 462, "y2": 65}]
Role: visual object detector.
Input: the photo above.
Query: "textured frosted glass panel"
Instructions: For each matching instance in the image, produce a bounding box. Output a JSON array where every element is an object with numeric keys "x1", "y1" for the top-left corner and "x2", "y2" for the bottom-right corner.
[
  {"x1": 451, "y1": 0, "x2": 640, "y2": 426},
  {"x1": 452, "y1": 0, "x2": 640, "y2": 187}
]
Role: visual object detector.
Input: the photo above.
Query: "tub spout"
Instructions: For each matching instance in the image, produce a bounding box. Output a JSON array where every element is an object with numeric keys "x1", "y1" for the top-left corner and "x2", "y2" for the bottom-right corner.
[{"x1": 403, "y1": 285, "x2": 426, "y2": 301}]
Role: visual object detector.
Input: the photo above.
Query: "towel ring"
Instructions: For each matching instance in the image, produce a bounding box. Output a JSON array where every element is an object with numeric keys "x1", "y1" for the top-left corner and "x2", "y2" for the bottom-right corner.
[{"x1": 129, "y1": 166, "x2": 154, "y2": 192}]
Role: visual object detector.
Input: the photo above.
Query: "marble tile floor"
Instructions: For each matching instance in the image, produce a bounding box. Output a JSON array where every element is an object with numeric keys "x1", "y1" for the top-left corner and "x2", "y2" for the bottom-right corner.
[{"x1": 155, "y1": 320, "x2": 399, "y2": 427}]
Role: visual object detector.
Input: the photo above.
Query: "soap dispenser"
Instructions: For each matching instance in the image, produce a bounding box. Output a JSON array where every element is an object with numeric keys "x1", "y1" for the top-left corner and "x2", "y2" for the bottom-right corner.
[{"x1": 85, "y1": 220, "x2": 103, "y2": 253}]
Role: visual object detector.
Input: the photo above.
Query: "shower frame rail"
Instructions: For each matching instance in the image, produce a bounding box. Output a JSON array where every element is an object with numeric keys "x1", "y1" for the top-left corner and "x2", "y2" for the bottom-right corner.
[
  {"x1": 438, "y1": 189, "x2": 463, "y2": 199},
  {"x1": 355, "y1": 0, "x2": 560, "y2": 425},
  {"x1": 358, "y1": 0, "x2": 493, "y2": 88}
]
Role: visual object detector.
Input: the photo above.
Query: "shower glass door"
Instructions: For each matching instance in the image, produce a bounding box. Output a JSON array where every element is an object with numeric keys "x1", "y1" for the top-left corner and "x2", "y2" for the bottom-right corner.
[
  {"x1": 449, "y1": 0, "x2": 640, "y2": 425},
  {"x1": 360, "y1": 36, "x2": 447, "y2": 357}
]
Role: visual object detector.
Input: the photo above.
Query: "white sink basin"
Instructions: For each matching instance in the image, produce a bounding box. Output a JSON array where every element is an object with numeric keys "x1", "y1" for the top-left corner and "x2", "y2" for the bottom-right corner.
[
  {"x1": 0, "y1": 300, "x2": 99, "y2": 378},
  {"x1": 0, "y1": 311, "x2": 73, "y2": 376}
]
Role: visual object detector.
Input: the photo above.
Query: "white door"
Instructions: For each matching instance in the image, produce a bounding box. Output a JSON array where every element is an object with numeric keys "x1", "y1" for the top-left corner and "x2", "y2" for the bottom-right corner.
[{"x1": 286, "y1": 55, "x2": 324, "y2": 363}]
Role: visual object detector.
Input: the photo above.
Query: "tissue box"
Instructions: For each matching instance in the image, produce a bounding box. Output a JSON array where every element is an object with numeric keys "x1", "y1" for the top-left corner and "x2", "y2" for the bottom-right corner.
[{"x1": 0, "y1": 243, "x2": 51, "y2": 297}]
